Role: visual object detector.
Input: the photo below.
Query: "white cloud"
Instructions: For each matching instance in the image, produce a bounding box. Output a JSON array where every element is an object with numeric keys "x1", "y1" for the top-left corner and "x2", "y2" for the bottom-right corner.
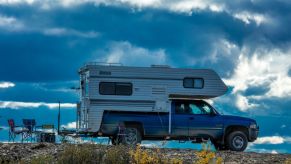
[
  {"x1": 281, "y1": 124, "x2": 286, "y2": 128},
  {"x1": 0, "y1": 126, "x2": 9, "y2": 130},
  {"x1": 43, "y1": 28, "x2": 99, "y2": 38},
  {"x1": 62, "y1": 121, "x2": 76, "y2": 129},
  {"x1": 234, "y1": 11, "x2": 268, "y2": 26},
  {"x1": 0, "y1": 0, "x2": 272, "y2": 27},
  {"x1": 0, "y1": 15, "x2": 24, "y2": 31},
  {"x1": 101, "y1": 41, "x2": 167, "y2": 66},
  {"x1": 0, "y1": 14, "x2": 100, "y2": 38},
  {"x1": 254, "y1": 136, "x2": 291, "y2": 145},
  {"x1": 224, "y1": 47, "x2": 291, "y2": 111},
  {"x1": 209, "y1": 39, "x2": 240, "y2": 63},
  {"x1": 271, "y1": 150, "x2": 278, "y2": 154},
  {"x1": 0, "y1": 0, "x2": 220, "y2": 12},
  {"x1": 118, "y1": 0, "x2": 161, "y2": 8},
  {"x1": 255, "y1": 136, "x2": 284, "y2": 144},
  {"x1": 168, "y1": 0, "x2": 225, "y2": 14},
  {"x1": 226, "y1": 48, "x2": 291, "y2": 97},
  {"x1": 247, "y1": 145, "x2": 280, "y2": 154},
  {"x1": 236, "y1": 94, "x2": 258, "y2": 111},
  {"x1": 0, "y1": 82, "x2": 15, "y2": 88},
  {"x1": 0, "y1": 101, "x2": 76, "y2": 109}
]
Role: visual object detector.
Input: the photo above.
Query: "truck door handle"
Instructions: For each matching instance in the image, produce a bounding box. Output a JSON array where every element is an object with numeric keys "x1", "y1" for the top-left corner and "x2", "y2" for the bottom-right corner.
[{"x1": 189, "y1": 117, "x2": 194, "y2": 120}]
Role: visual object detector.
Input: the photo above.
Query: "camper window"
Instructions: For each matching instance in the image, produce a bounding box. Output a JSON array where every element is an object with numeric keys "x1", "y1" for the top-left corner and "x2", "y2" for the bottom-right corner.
[
  {"x1": 183, "y1": 78, "x2": 204, "y2": 89},
  {"x1": 99, "y1": 82, "x2": 132, "y2": 96},
  {"x1": 99, "y1": 82, "x2": 115, "y2": 95},
  {"x1": 194, "y1": 78, "x2": 204, "y2": 88},
  {"x1": 116, "y1": 83, "x2": 132, "y2": 95}
]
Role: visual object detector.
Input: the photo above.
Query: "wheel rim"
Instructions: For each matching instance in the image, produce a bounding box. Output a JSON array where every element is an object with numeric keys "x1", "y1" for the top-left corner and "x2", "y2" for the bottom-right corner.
[
  {"x1": 232, "y1": 136, "x2": 244, "y2": 149},
  {"x1": 125, "y1": 128, "x2": 138, "y2": 145}
]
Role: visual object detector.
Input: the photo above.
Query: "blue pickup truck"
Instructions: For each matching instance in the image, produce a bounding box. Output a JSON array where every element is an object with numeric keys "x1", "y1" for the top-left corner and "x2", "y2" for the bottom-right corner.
[{"x1": 100, "y1": 99, "x2": 259, "y2": 151}]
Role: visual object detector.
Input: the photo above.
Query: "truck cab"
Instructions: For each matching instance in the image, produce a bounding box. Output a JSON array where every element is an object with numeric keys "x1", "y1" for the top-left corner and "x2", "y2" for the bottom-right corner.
[
  {"x1": 101, "y1": 99, "x2": 259, "y2": 151},
  {"x1": 171, "y1": 100, "x2": 259, "y2": 151}
]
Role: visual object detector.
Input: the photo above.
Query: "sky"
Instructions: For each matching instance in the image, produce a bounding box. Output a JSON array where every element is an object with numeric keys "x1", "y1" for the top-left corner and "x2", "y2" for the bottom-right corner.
[{"x1": 0, "y1": 0, "x2": 291, "y2": 153}]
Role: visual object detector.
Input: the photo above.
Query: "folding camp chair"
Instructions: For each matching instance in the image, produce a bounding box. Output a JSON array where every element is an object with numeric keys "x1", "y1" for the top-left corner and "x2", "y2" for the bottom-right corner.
[
  {"x1": 7, "y1": 119, "x2": 28, "y2": 142},
  {"x1": 22, "y1": 119, "x2": 36, "y2": 142}
]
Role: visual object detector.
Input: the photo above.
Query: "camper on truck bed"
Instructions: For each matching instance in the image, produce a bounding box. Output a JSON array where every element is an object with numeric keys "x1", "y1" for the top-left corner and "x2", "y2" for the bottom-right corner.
[{"x1": 77, "y1": 63, "x2": 259, "y2": 151}]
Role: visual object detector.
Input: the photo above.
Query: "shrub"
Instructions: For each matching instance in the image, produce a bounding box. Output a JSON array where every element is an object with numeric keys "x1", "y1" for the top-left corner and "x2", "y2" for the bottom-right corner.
[
  {"x1": 0, "y1": 155, "x2": 12, "y2": 164},
  {"x1": 103, "y1": 145, "x2": 130, "y2": 164},
  {"x1": 130, "y1": 144, "x2": 183, "y2": 164},
  {"x1": 57, "y1": 144, "x2": 105, "y2": 164},
  {"x1": 30, "y1": 155, "x2": 54, "y2": 164},
  {"x1": 285, "y1": 158, "x2": 291, "y2": 164},
  {"x1": 195, "y1": 143, "x2": 223, "y2": 164}
]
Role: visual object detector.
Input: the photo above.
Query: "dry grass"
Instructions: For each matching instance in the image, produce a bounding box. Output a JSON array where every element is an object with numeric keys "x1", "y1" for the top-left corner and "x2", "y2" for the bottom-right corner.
[
  {"x1": 21, "y1": 143, "x2": 225, "y2": 164},
  {"x1": 285, "y1": 158, "x2": 291, "y2": 164}
]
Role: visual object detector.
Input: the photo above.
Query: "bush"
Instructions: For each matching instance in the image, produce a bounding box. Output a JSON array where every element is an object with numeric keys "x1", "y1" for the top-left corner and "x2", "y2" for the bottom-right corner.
[
  {"x1": 58, "y1": 144, "x2": 105, "y2": 164},
  {"x1": 195, "y1": 143, "x2": 223, "y2": 164},
  {"x1": 285, "y1": 158, "x2": 291, "y2": 164},
  {"x1": 30, "y1": 155, "x2": 54, "y2": 164},
  {"x1": 130, "y1": 144, "x2": 183, "y2": 164},
  {"x1": 103, "y1": 145, "x2": 130, "y2": 164}
]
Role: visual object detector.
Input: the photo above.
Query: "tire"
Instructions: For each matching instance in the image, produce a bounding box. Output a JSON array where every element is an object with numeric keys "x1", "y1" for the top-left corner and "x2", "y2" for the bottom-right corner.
[
  {"x1": 213, "y1": 142, "x2": 229, "y2": 151},
  {"x1": 227, "y1": 131, "x2": 248, "y2": 151},
  {"x1": 121, "y1": 125, "x2": 142, "y2": 145}
]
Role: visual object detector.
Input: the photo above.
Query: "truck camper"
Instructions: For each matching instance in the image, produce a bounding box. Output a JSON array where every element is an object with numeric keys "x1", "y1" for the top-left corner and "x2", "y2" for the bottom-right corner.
[{"x1": 76, "y1": 63, "x2": 258, "y2": 151}]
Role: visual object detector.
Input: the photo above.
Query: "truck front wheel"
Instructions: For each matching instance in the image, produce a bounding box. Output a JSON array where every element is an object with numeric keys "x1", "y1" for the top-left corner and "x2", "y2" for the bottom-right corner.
[
  {"x1": 227, "y1": 131, "x2": 248, "y2": 151},
  {"x1": 122, "y1": 126, "x2": 142, "y2": 145}
]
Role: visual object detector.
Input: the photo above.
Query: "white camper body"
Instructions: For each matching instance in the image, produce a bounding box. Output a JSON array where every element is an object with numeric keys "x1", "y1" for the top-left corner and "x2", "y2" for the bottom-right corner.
[{"x1": 77, "y1": 64, "x2": 227, "y2": 133}]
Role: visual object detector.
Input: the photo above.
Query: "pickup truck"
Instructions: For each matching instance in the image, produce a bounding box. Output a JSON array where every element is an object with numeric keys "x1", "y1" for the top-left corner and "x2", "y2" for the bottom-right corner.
[{"x1": 100, "y1": 99, "x2": 259, "y2": 151}]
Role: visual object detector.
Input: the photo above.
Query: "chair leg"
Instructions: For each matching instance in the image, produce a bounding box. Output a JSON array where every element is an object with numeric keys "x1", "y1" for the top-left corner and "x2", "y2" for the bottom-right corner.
[
  {"x1": 8, "y1": 131, "x2": 16, "y2": 143},
  {"x1": 8, "y1": 131, "x2": 11, "y2": 142},
  {"x1": 12, "y1": 133, "x2": 15, "y2": 143}
]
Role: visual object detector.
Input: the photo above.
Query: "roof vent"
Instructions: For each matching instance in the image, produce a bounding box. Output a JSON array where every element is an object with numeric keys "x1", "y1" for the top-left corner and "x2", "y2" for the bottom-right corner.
[{"x1": 151, "y1": 65, "x2": 170, "y2": 68}]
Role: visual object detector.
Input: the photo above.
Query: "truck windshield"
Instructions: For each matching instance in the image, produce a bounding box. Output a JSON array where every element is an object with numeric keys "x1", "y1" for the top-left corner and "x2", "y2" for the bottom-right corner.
[{"x1": 175, "y1": 101, "x2": 213, "y2": 115}]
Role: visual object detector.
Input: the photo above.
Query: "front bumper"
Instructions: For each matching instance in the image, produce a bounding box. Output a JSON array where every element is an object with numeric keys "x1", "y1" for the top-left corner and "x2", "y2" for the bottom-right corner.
[{"x1": 248, "y1": 126, "x2": 259, "y2": 142}]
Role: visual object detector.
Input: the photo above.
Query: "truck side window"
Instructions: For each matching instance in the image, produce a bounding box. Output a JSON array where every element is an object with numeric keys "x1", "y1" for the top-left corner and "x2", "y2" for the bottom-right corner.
[
  {"x1": 175, "y1": 102, "x2": 185, "y2": 114},
  {"x1": 201, "y1": 104, "x2": 212, "y2": 114},
  {"x1": 194, "y1": 101, "x2": 212, "y2": 115},
  {"x1": 175, "y1": 102, "x2": 195, "y2": 114},
  {"x1": 189, "y1": 104, "x2": 203, "y2": 114}
]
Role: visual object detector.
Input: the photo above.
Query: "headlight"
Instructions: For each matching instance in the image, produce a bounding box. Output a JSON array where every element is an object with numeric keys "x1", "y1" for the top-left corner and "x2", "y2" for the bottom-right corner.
[{"x1": 250, "y1": 123, "x2": 257, "y2": 129}]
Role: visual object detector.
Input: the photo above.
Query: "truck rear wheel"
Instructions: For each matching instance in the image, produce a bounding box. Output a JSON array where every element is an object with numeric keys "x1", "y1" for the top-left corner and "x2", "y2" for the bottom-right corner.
[
  {"x1": 122, "y1": 126, "x2": 142, "y2": 145},
  {"x1": 227, "y1": 131, "x2": 248, "y2": 151},
  {"x1": 213, "y1": 142, "x2": 229, "y2": 151}
]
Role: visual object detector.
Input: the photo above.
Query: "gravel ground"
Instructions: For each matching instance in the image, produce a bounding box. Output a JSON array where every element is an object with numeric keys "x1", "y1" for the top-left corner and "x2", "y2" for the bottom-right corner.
[{"x1": 0, "y1": 143, "x2": 290, "y2": 163}]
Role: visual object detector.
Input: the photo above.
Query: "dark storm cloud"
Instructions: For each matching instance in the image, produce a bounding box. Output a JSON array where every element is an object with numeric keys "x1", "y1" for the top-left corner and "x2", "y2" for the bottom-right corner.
[
  {"x1": 0, "y1": 4, "x2": 251, "y2": 82},
  {"x1": 244, "y1": 85, "x2": 270, "y2": 96}
]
